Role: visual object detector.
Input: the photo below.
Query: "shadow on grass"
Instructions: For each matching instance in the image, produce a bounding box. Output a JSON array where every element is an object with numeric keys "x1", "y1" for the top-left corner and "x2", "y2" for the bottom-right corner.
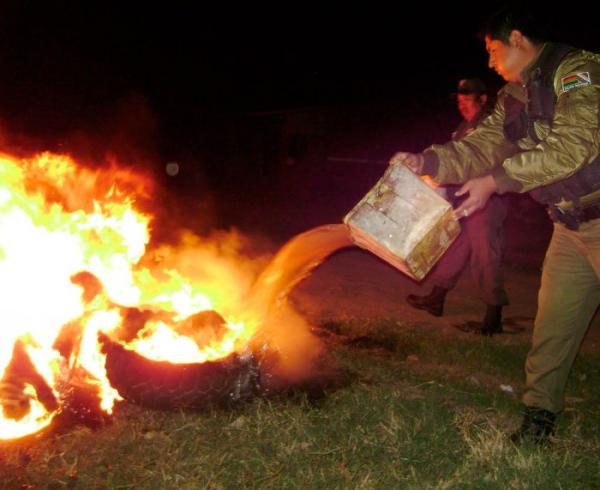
[{"x1": 318, "y1": 319, "x2": 421, "y2": 356}]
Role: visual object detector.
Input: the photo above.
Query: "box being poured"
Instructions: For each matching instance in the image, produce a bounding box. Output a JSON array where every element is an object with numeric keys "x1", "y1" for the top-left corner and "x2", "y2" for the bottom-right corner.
[{"x1": 344, "y1": 163, "x2": 461, "y2": 280}]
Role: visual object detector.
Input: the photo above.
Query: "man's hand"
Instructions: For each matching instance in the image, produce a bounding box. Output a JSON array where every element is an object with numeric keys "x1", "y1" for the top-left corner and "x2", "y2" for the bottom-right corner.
[
  {"x1": 389, "y1": 152, "x2": 424, "y2": 174},
  {"x1": 453, "y1": 174, "x2": 497, "y2": 220}
]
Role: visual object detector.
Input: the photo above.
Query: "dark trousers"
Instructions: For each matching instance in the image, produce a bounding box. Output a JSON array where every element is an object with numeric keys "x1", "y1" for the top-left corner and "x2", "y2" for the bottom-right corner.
[{"x1": 431, "y1": 194, "x2": 509, "y2": 306}]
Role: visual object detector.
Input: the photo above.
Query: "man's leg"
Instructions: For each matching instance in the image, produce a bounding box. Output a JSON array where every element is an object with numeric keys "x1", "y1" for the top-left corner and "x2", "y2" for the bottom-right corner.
[
  {"x1": 462, "y1": 195, "x2": 508, "y2": 335},
  {"x1": 432, "y1": 224, "x2": 471, "y2": 291},
  {"x1": 516, "y1": 221, "x2": 600, "y2": 442},
  {"x1": 467, "y1": 195, "x2": 509, "y2": 308},
  {"x1": 406, "y1": 225, "x2": 471, "y2": 316}
]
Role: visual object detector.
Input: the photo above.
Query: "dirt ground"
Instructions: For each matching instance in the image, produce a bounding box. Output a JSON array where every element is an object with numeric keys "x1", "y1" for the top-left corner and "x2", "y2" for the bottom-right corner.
[{"x1": 284, "y1": 198, "x2": 600, "y2": 353}]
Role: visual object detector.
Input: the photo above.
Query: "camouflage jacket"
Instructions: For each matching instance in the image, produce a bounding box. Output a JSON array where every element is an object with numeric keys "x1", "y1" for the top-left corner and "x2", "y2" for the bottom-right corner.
[{"x1": 421, "y1": 44, "x2": 600, "y2": 207}]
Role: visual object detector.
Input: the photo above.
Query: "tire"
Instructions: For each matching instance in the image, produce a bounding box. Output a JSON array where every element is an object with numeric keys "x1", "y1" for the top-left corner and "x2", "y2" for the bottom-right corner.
[{"x1": 100, "y1": 334, "x2": 260, "y2": 409}]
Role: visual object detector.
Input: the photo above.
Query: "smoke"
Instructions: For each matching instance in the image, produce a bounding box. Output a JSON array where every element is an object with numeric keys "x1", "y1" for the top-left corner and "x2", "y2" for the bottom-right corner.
[
  {"x1": 142, "y1": 228, "x2": 270, "y2": 321},
  {"x1": 51, "y1": 92, "x2": 159, "y2": 167},
  {"x1": 255, "y1": 303, "x2": 327, "y2": 383},
  {"x1": 56, "y1": 92, "x2": 217, "y2": 238}
]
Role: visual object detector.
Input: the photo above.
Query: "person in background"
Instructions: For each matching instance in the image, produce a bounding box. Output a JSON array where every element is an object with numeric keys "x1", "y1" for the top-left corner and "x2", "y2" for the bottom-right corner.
[
  {"x1": 406, "y1": 78, "x2": 509, "y2": 337},
  {"x1": 390, "y1": 5, "x2": 600, "y2": 444}
]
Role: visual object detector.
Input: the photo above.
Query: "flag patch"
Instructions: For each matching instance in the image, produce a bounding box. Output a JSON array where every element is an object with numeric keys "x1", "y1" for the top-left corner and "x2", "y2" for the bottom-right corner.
[{"x1": 561, "y1": 72, "x2": 591, "y2": 92}]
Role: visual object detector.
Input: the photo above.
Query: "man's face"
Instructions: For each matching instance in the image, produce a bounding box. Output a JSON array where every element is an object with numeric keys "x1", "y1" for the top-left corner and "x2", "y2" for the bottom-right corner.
[
  {"x1": 485, "y1": 33, "x2": 529, "y2": 83},
  {"x1": 457, "y1": 94, "x2": 483, "y2": 122}
]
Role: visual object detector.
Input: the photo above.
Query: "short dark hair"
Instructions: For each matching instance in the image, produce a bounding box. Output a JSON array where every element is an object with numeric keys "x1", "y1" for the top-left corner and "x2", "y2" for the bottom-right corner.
[{"x1": 481, "y1": 4, "x2": 548, "y2": 44}]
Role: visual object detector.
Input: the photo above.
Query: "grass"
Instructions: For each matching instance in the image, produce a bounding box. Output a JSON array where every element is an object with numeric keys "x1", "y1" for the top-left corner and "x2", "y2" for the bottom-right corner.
[{"x1": 1, "y1": 319, "x2": 599, "y2": 489}]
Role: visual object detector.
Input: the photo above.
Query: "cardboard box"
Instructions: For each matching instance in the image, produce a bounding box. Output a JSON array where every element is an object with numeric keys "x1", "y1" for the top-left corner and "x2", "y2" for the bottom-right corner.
[{"x1": 344, "y1": 163, "x2": 460, "y2": 280}]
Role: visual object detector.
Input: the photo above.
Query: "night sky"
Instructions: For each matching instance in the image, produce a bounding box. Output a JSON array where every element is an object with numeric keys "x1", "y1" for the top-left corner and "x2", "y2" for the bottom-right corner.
[
  {"x1": 1, "y1": 2, "x2": 598, "y2": 233},
  {"x1": 2, "y1": 3, "x2": 488, "y2": 127},
  {"x1": 3, "y1": 2, "x2": 597, "y2": 135}
]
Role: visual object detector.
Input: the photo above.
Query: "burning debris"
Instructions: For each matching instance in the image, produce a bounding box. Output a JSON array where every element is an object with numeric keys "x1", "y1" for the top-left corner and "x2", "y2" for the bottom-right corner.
[
  {"x1": 0, "y1": 150, "x2": 348, "y2": 441},
  {"x1": 100, "y1": 334, "x2": 260, "y2": 409},
  {"x1": 0, "y1": 17, "x2": 472, "y2": 450}
]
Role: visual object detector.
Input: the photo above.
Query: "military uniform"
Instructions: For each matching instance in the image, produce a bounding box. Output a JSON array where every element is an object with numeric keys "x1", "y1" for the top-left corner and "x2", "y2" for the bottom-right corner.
[
  {"x1": 432, "y1": 109, "x2": 509, "y2": 308},
  {"x1": 420, "y1": 44, "x2": 600, "y2": 414}
]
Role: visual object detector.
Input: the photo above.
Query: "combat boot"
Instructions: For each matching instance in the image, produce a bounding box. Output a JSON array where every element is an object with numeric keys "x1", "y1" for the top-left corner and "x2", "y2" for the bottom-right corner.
[
  {"x1": 510, "y1": 406, "x2": 556, "y2": 445},
  {"x1": 480, "y1": 304, "x2": 503, "y2": 336},
  {"x1": 406, "y1": 286, "x2": 448, "y2": 317}
]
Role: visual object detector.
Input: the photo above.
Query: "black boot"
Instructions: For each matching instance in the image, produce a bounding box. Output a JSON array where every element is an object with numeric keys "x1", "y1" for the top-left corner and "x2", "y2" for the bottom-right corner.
[
  {"x1": 406, "y1": 286, "x2": 448, "y2": 317},
  {"x1": 510, "y1": 406, "x2": 556, "y2": 445},
  {"x1": 480, "y1": 304, "x2": 503, "y2": 336}
]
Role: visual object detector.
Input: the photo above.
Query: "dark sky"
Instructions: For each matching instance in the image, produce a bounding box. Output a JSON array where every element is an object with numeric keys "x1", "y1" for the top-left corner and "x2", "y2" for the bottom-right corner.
[{"x1": 0, "y1": 2, "x2": 598, "y2": 145}]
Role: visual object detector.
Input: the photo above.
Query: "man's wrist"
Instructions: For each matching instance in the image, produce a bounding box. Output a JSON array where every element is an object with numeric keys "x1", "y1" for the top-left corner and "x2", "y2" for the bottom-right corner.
[{"x1": 491, "y1": 165, "x2": 523, "y2": 194}]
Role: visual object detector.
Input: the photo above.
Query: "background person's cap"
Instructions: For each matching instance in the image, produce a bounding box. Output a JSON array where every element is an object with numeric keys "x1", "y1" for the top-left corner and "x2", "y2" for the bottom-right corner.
[{"x1": 456, "y1": 78, "x2": 487, "y2": 95}]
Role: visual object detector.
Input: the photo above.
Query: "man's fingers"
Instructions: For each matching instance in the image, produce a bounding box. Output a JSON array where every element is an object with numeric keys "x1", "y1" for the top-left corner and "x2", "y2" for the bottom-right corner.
[
  {"x1": 454, "y1": 184, "x2": 469, "y2": 196},
  {"x1": 453, "y1": 202, "x2": 471, "y2": 220},
  {"x1": 389, "y1": 152, "x2": 410, "y2": 166},
  {"x1": 453, "y1": 175, "x2": 496, "y2": 220},
  {"x1": 453, "y1": 191, "x2": 477, "y2": 220}
]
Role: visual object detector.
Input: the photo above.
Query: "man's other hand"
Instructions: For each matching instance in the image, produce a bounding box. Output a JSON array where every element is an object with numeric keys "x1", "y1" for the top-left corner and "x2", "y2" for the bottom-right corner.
[
  {"x1": 389, "y1": 152, "x2": 424, "y2": 174},
  {"x1": 453, "y1": 175, "x2": 497, "y2": 219}
]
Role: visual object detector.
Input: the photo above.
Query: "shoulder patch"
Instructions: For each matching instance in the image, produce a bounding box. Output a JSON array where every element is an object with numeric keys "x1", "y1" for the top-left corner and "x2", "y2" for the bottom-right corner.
[{"x1": 561, "y1": 71, "x2": 591, "y2": 92}]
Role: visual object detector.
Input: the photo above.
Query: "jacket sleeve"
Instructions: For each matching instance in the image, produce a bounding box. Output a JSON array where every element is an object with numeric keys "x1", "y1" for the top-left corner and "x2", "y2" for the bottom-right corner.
[
  {"x1": 497, "y1": 56, "x2": 600, "y2": 193},
  {"x1": 421, "y1": 90, "x2": 519, "y2": 185}
]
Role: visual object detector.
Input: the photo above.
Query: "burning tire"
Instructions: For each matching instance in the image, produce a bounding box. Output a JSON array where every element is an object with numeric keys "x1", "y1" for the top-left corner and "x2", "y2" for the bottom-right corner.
[{"x1": 100, "y1": 334, "x2": 260, "y2": 409}]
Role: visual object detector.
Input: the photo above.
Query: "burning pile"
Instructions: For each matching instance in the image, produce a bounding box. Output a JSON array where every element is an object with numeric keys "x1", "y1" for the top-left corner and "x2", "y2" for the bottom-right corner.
[{"x1": 0, "y1": 150, "x2": 339, "y2": 441}]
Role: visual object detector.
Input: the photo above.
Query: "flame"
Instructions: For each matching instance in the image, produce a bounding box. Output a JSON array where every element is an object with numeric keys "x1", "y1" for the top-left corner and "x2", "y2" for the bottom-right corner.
[
  {"x1": 126, "y1": 319, "x2": 250, "y2": 364},
  {"x1": 0, "y1": 150, "x2": 261, "y2": 440},
  {"x1": 0, "y1": 384, "x2": 56, "y2": 440}
]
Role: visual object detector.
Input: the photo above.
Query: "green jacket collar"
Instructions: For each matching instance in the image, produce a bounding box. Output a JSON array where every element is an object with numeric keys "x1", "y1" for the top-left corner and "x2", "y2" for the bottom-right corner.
[{"x1": 521, "y1": 42, "x2": 550, "y2": 84}]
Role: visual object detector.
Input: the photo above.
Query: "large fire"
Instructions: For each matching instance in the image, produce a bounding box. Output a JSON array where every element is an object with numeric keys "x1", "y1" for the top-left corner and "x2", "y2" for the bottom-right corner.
[{"x1": 0, "y1": 150, "x2": 267, "y2": 440}]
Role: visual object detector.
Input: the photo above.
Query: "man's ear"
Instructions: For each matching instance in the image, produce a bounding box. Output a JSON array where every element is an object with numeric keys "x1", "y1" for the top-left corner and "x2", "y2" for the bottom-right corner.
[
  {"x1": 508, "y1": 29, "x2": 525, "y2": 48},
  {"x1": 480, "y1": 94, "x2": 488, "y2": 105}
]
